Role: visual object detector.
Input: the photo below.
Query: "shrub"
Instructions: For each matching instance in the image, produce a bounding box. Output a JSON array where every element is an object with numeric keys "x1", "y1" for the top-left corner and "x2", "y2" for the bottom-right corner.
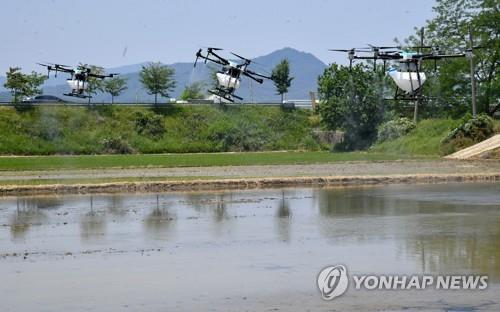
[
  {"x1": 442, "y1": 113, "x2": 494, "y2": 143},
  {"x1": 299, "y1": 135, "x2": 321, "y2": 151},
  {"x1": 207, "y1": 119, "x2": 240, "y2": 151},
  {"x1": 100, "y1": 136, "x2": 134, "y2": 154},
  {"x1": 377, "y1": 117, "x2": 416, "y2": 143},
  {"x1": 134, "y1": 112, "x2": 165, "y2": 139},
  {"x1": 441, "y1": 113, "x2": 494, "y2": 155},
  {"x1": 208, "y1": 119, "x2": 267, "y2": 152},
  {"x1": 307, "y1": 114, "x2": 321, "y2": 128}
]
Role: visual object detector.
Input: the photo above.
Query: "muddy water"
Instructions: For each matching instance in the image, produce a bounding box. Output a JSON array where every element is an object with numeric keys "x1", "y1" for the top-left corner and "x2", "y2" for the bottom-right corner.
[{"x1": 0, "y1": 182, "x2": 499, "y2": 311}]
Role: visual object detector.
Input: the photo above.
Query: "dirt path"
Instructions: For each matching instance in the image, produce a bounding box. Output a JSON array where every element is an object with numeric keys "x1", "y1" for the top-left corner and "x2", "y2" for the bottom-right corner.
[
  {"x1": 1, "y1": 159, "x2": 499, "y2": 181},
  {"x1": 0, "y1": 159, "x2": 499, "y2": 195}
]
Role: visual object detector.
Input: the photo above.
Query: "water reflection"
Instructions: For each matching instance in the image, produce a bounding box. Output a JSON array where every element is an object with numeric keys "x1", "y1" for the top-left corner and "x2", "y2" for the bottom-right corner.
[
  {"x1": 106, "y1": 195, "x2": 127, "y2": 218},
  {"x1": 80, "y1": 196, "x2": 107, "y2": 243},
  {"x1": 1, "y1": 183, "x2": 499, "y2": 281},
  {"x1": 209, "y1": 193, "x2": 235, "y2": 237},
  {"x1": 275, "y1": 191, "x2": 292, "y2": 242},
  {"x1": 143, "y1": 195, "x2": 176, "y2": 240},
  {"x1": 402, "y1": 217, "x2": 500, "y2": 280},
  {"x1": 213, "y1": 194, "x2": 229, "y2": 223},
  {"x1": 10, "y1": 198, "x2": 47, "y2": 241},
  {"x1": 315, "y1": 185, "x2": 500, "y2": 280},
  {"x1": 182, "y1": 192, "x2": 233, "y2": 221}
]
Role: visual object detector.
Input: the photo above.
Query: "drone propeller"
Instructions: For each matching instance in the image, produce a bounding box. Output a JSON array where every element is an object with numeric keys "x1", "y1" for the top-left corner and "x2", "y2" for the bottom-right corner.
[
  {"x1": 38, "y1": 62, "x2": 72, "y2": 77},
  {"x1": 206, "y1": 47, "x2": 223, "y2": 51},
  {"x1": 367, "y1": 45, "x2": 401, "y2": 50},
  {"x1": 194, "y1": 47, "x2": 230, "y2": 67},
  {"x1": 37, "y1": 63, "x2": 53, "y2": 77},
  {"x1": 40, "y1": 62, "x2": 71, "y2": 68},
  {"x1": 329, "y1": 48, "x2": 371, "y2": 52},
  {"x1": 329, "y1": 49, "x2": 352, "y2": 52},
  {"x1": 329, "y1": 49, "x2": 368, "y2": 69}
]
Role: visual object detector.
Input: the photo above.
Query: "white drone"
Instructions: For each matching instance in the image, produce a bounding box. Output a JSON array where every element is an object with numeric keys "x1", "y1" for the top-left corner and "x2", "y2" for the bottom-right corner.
[
  {"x1": 38, "y1": 63, "x2": 118, "y2": 98},
  {"x1": 194, "y1": 48, "x2": 272, "y2": 102}
]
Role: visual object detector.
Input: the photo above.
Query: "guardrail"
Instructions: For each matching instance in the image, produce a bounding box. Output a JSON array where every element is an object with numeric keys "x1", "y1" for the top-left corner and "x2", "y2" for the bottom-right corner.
[{"x1": 0, "y1": 101, "x2": 314, "y2": 108}]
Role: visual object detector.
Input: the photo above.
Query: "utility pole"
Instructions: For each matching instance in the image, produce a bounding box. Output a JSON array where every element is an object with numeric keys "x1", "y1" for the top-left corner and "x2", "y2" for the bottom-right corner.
[
  {"x1": 468, "y1": 25, "x2": 477, "y2": 116},
  {"x1": 414, "y1": 27, "x2": 425, "y2": 123},
  {"x1": 249, "y1": 79, "x2": 254, "y2": 104}
]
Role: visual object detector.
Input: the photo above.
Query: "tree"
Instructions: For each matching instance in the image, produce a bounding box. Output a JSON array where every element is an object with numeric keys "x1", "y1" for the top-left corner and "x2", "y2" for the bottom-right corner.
[
  {"x1": 207, "y1": 64, "x2": 219, "y2": 91},
  {"x1": 271, "y1": 59, "x2": 294, "y2": 103},
  {"x1": 4, "y1": 67, "x2": 46, "y2": 103},
  {"x1": 317, "y1": 64, "x2": 385, "y2": 151},
  {"x1": 473, "y1": 0, "x2": 500, "y2": 115},
  {"x1": 180, "y1": 82, "x2": 205, "y2": 101},
  {"x1": 103, "y1": 76, "x2": 128, "y2": 104},
  {"x1": 401, "y1": 0, "x2": 499, "y2": 116},
  {"x1": 139, "y1": 62, "x2": 176, "y2": 104},
  {"x1": 82, "y1": 64, "x2": 105, "y2": 104}
]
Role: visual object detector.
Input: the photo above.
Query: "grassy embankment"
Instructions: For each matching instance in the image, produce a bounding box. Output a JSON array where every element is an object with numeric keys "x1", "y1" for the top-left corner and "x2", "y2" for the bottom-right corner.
[
  {"x1": 372, "y1": 118, "x2": 500, "y2": 156},
  {"x1": 371, "y1": 118, "x2": 463, "y2": 156},
  {"x1": 1, "y1": 106, "x2": 495, "y2": 174},
  {"x1": 0, "y1": 105, "x2": 321, "y2": 155}
]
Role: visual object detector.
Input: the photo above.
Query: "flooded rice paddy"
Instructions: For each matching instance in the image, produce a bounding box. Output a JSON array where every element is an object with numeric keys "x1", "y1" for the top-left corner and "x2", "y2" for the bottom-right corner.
[{"x1": 1, "y1": 182, "x2": 499, "y2": 311}]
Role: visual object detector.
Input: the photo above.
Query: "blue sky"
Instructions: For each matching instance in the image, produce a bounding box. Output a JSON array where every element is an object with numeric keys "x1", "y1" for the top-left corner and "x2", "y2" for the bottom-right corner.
[{"x1": 0, "y1": 0, "x2": 437, "y2": 73}]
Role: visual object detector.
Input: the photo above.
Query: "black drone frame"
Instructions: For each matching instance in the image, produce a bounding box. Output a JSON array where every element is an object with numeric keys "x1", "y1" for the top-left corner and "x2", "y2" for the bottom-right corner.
[
  {"x1": 330, "y1": 45, "x2": 468, "y2": 101},
  {"x1": 37, "y1": 63, "x2": 118, "y2": 98},
  {"x1": 194, "y1": 48, "x2": 272, "y2": 102}
]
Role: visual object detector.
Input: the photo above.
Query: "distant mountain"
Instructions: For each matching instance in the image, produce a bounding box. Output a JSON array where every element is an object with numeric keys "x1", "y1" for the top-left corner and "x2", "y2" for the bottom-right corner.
[
  {"x1": 240, "y1": 47, "x2": 327, "y2": 102},
  {"x1": 0, "y1": 47, "x2": 327, "y2": 103},
  {"x1": 0, "y1": 76, "x2": 5, "y2": 93}
]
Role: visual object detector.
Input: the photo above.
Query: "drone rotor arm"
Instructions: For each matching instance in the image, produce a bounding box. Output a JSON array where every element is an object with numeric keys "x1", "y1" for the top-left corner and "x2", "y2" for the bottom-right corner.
[
  {"x1": 421, "y1": 53, "x2": 466, "y2": 60},
  {"x1": 54, "y1": 66, "x2": 75, "y2": 74},
  {"x1": 245, "y1": 69, "x2": 272, "y2": 80},
  {"x1": 207, "y1": 49, "x2": 230, "y2": 65},
  {"x1": 205, "y1": 56, "x2": 229, "y2": 66},
  {"x1": 353, "y1": 56, "x2": 377, "y2": 60},
  {"x1": 242, "y1": 71, "x2": 264, "y2": 84},
  {"x1": 87, "y1": 73, "x2": 107, "y2": 79},
  {"x1": 230, "y1": 52, "x2": 252, "y2": 63}
]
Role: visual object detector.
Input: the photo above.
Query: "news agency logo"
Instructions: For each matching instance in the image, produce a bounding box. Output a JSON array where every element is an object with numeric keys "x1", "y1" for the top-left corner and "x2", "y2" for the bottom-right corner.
[
  {"x1": 317, "y1": 265, "x2": 349, "y2": 300},
  {"x1": 317, "y1": 264, "x2": 488, "y2": 301}
]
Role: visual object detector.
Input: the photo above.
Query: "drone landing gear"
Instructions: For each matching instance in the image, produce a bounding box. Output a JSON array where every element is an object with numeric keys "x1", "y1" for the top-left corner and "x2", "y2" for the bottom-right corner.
[
  {"x1": 392, "y1": 87, "x2": 423, "y2": 101},
  {"x1": 63, "y1": 92, "x2": 92, "y2": 99},
  {"x1": 208, "y1": 88, "x2": 242, "y2": 103}
]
